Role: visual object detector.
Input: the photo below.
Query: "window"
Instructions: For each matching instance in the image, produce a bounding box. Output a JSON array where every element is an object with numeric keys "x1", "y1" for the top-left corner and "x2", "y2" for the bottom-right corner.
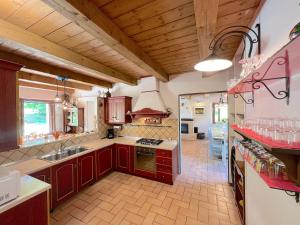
[
  {"x1": 212, "y1": 103, "x2": 228, "y2": 124},
  {"x1": 23, "y1": 101, "x2": 51, "y2": 135}
]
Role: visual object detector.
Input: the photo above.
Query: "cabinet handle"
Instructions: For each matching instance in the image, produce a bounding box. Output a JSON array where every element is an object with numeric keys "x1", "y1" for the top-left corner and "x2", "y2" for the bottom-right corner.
[{"x1": 47, "y1": 176, "x2": 51, "y2": 182}]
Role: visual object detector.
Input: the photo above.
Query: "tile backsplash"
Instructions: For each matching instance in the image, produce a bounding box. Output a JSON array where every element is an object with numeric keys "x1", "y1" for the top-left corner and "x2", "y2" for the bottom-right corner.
[
  {"x1": 0, "y1": 98, "x2": 109, "y2": 165},
  {"x1": 118, "y1": 118, "x2": 178, "y2": 140}
]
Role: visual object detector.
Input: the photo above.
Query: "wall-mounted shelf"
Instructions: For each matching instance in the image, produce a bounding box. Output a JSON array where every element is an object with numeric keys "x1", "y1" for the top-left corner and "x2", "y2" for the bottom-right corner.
[
  {"x1": 228, "y1": 36, "x2": 300, "y2": 105},
  {"x1": 234, "y1": 159, "x2": 245, "y2": 224},
  {"x1": 232, "y1": 125, "x2": 300, "y2": 199}
]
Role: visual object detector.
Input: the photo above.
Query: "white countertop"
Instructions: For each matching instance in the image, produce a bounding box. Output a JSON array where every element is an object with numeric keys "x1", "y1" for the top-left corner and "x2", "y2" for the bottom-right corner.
[
  {"x1": 8, "y1": 136, "x2": 178, "y2": 174},
  {"x1": 83, "y1": 136, "x2": 178, "y2": 151},
  {"x1": 0, "y1": 175, "x2": 51, "y2": 214}
]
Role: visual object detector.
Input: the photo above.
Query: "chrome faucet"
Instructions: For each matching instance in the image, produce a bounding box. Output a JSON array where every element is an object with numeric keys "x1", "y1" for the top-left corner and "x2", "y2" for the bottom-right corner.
[{"x1": 57, "y1": 137, "x2": 71, "y2": 153}]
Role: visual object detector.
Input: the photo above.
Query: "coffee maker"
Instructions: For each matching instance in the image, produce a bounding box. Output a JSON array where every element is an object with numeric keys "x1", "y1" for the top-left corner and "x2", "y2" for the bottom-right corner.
[{"x1": 106, "y1": 128, "x2": 115, "y2": 139}]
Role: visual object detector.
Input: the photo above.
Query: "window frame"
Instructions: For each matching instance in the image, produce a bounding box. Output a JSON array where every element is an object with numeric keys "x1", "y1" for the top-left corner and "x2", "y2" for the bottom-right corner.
[
  {"x1": 20, "y1": 99, "x2": 56, "y2": 136},
  {"x1": 212, "y1": 102, "x2": 228, "y2": 124}
]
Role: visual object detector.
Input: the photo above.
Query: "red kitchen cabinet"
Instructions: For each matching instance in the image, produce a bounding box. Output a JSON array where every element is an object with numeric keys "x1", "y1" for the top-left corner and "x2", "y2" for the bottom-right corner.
[
  {"x1": 0, "y1": 192, "x2": 48, "y2": 225},
  {"x1": 156, "y1": 147, "x2": 178, "y2": 185},
  {"x1": 30, "y1": 168, "x2": 51, "y2": 183},
  {"x1": 96, "y1": 146, "x2": 113, "y2": 179},
  {"x1": 78, "y1": 152, "x2": 95, "y2": 191},
  {"x1": 116, "y1": 144, "x2": 130, "y2": 173},
  {"x1": 30, "y1": 168, "x2": 52, "y2": 210},
  {"x1": 51, "y1": 158, "x2": 78, "y2": 208},
  {"x1": 0, "y1": 60, "x2": 22, "y2": 152},
  {"x1": 105, "y1": 96, "x2": 132, "y2": 124},
  {"x1": 129, "y1": 145, "x2": 135, "y2": 174}
]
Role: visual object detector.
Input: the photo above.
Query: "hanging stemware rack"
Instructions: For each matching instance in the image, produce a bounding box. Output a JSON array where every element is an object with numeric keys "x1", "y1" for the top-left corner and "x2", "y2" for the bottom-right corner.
[{"x1": 228, "y1": 36, "x2": 300, "y2": 105}]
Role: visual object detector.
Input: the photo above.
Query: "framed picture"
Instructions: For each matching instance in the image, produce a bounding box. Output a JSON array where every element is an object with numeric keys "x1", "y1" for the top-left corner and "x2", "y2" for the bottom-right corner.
[{"x1": 195, "y1": 107, "x2": 204, "y2": 114}]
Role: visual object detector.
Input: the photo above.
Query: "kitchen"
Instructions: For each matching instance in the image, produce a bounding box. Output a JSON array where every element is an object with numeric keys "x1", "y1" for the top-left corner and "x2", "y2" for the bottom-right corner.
[{"x1": 0, "y1": 0, "x2": 300, "y2": 225}]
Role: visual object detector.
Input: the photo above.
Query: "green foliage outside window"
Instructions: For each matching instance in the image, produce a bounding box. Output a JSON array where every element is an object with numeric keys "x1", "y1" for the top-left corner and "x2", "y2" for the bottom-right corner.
[{"x1": 24, "y1": 102, "x2": 47, "y2": 124}]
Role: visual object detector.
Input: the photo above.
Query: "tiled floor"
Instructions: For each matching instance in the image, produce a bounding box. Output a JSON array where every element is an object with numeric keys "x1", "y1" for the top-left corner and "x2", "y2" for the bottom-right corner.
[{"x1": 51, "y1": 140, "x2": 241, "y2": 225}]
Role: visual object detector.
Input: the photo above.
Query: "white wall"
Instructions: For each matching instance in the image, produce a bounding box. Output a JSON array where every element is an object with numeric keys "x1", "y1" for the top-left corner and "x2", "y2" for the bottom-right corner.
[
  {"x1": 180, "y1": 94, "x2": 223, "y2": 134},
  {"x1": 77, "y1": 96, "x2": 98, "y2": 132},
  {"x1": 19, "y1": 86, "x2": 63, "y2": 101},
  {"x1": 238, "y1": 1, "x2": 300, "y2": 224},
  {"x1": 112, "y1": 71, "x2": 229, "y2": 119}
]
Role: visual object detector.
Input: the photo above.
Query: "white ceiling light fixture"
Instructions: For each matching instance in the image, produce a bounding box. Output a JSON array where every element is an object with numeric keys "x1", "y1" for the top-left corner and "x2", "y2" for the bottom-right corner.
[
  {"x1": 194, "y1": 54, "x2": 232, "y2": 72},
  {"x1": 194, "y1": 25, "x2": 261, "y2": 73}
]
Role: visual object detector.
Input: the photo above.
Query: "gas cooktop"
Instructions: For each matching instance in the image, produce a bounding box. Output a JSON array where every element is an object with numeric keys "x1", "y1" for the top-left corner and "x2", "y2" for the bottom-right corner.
[{"x1": 136, "y1": 138, "x2": 163, "y2": 146}]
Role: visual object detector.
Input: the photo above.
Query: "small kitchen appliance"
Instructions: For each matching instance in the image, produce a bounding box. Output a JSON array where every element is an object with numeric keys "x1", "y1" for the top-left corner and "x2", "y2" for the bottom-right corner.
[
  {"x1": 0, "y1": 166, "x2": 21, "y2": 206},
  {"x1": 106, "y1": 128, "x2": 115, "y2": 139}
]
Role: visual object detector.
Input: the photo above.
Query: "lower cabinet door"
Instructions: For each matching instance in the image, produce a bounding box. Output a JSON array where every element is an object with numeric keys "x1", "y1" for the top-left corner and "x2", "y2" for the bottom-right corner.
[
  {"x1": 30, "y1": 168, "x2": 52, "y2": 209},
  {"x1": 0, "y1": 192, "x2": 48, "y2": 225},
  {"x1": 96, "y1": 146, "x2": 113, "y2": 179},
  {"x1": 78, "y1": 152, "x2": 95, "y2": 191},
  {"x1": 30, "y1": 168, "x2": 51, "y2": 183},
  {"x1": 52, "y1": 158, "x2": 78, "y2": 209},
  {"x1": 116, "y1": 144, "x2": 130, "y2": 173}
]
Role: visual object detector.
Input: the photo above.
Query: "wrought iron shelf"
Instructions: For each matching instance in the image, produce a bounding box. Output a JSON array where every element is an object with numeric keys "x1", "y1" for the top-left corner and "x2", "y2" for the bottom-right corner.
[
  {"x1": 232, "y1": 125, "x2": 300, "y2": 202},
  {"x1": 228, "y1": 35, "x2": 300, "y2": 105}
]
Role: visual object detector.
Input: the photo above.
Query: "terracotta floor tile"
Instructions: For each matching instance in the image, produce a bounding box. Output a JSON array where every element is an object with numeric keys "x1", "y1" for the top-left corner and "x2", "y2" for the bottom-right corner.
[
  {"x1": 51, "y1": 140, "x2": 240, "y2": 225},
  {"x1": 95, "y1": 210, "x2": 114, "y2": 223},
  {"x1": 155, "y1": 214, "x2": 175, "y2": 225},
  {"x1": 110, "y1": 209, "x2": 128, "y2": 225},
  {"x1": 142, "y1": 212, "x2": 157, "y2": 225},
  {"x1": 138, "y1": 202, "x2": 152, "y2": 217},
  {"x1": 150, "y1": 205, "x2": 168, "y2": 216},
  {"x1": 125, "y1": 212, "x2": 144, "y2": 224},
  {"x1": 161, "y1": 197, "x2": 173, "y2": 209}
]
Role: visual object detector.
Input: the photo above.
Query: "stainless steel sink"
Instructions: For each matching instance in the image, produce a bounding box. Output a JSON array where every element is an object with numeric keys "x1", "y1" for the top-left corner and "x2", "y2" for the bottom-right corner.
[{"x1": 40, "y1": 146, "x2": 89, "y2": 161}]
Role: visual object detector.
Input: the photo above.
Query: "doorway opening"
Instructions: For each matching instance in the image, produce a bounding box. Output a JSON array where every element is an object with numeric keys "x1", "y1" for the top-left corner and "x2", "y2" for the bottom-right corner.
[{"x1": 178, "y1": 91, "x2": 229, "y2": 180}]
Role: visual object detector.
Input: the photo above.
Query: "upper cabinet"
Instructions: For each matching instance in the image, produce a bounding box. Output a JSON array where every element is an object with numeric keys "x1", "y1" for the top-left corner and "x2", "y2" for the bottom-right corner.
[
  {"x1": 105, "y1": 96, "x2": 132, "y2": 124},
  {"x1": 0, "y1": 60, "x2": 22, "y2": 151}
]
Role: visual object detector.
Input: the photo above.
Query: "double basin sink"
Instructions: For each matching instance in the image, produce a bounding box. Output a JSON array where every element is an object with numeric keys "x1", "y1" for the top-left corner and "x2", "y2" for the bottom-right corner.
[{"x1": 40, "y1": 146, "x2": 89, "y2": 161}]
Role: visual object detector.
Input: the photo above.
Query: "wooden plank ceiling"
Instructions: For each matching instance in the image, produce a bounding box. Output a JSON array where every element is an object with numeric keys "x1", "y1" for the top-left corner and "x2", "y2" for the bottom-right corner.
[
  {"x1": 97, "y1": 0, "x2": 261, "y2": 75},
  {"x1": 0, "y1": 0, "x2": 261, "y2": 88}
]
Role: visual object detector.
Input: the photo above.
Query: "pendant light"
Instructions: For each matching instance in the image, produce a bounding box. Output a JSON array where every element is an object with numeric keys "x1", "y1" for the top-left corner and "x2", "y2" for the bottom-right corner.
[
  {"x1": 54, "y1": 78, "x2": 61, "y2": 102},
  {"x1": 62, "y1": 78, "x2": 68, "y2": 110},
  {"x1": 194, "y1": 25, "x2": 261, "y2": 72},
  {"x1": 194, "y1": 54, "x2": 232, "y2": 72}
]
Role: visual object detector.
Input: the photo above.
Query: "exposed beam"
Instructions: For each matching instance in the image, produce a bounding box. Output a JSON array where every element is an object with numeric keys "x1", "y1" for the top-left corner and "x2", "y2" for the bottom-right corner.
[
  {"x1": 19, "y1": 80, "x2": 74, "y2": 94},
  {"x1": 0, "y1": 19, "x2": 136, "y2": 85},
  {"x1": 194, "y1": 0, "x2": 219, "y2": 59},
  {"x1": 194, "y1": 0, "x2": 220, "y2": 78},
  {"x1": 41, "y1": 0, "x2": 169, "y2": 82},
  {"x1": 18, "y1": 71, "x2": 92, "y2": 91},
  {"x1": 0, "y1": 51, "x2": 112, "y2": 88}
]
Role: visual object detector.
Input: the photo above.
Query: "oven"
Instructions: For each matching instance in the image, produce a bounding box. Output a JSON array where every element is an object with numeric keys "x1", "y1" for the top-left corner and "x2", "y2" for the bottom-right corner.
[{"x1": 135, "y1": 146, "x2": 156, "y2": 173}]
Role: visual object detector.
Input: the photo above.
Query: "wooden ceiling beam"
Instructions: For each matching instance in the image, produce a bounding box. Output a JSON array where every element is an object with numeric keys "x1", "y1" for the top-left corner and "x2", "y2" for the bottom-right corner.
[
  {"x1": 0, "y1": 19, "x2": 136, "y2": 85},
  {"x1": 18, "y1": 71, "x2": 93, "y2": 91},
  {"x1": 41, "y1": 0, "x2": 169, "y2": 82},
  {"x1": 18, "y1": 80, "x2": 74, "y2": 94},
  {"x1": 194, "y1": 0, "x2": 220, "y2": 59},
  {"x1": 0, "y1": 50, "x2": 112, "y2": 88}
]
